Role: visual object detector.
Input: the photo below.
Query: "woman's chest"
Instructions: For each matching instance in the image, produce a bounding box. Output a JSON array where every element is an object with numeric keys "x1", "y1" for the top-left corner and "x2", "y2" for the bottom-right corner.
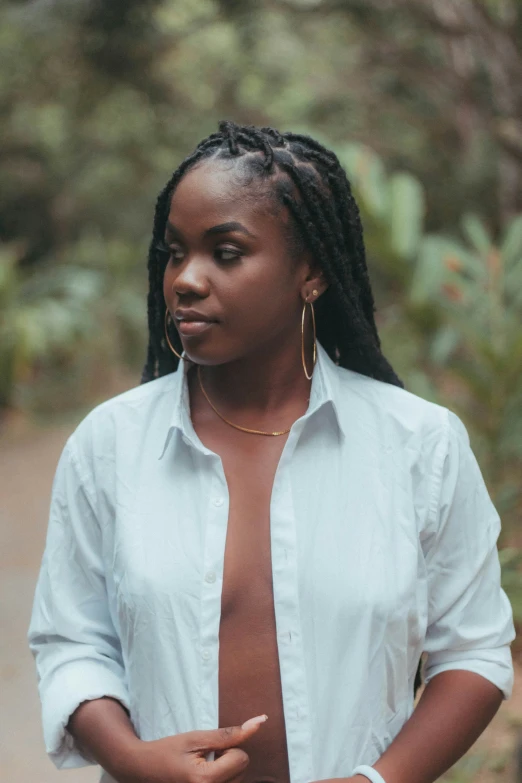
[
  {"x1": 218, "y1": 436, "x2": 286, "y2": 618},
  {"x1": 105, "y1": 434, "x2": 426, "y2": 634}
]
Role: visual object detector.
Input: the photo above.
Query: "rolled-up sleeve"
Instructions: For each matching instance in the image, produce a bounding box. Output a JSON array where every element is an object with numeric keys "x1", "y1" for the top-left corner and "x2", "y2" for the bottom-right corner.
[
  {"x1": 28, "y1": 436, "x2": 130, "y2": 768},
  {"x1": 422, "y1": 410, "x2": 515, "y2": 698}
]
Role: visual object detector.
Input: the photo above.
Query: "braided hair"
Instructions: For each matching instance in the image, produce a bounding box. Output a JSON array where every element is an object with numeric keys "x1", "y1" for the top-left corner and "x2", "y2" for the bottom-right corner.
[
  {"x1": 141, "y1": 120, "x2": 404, "y2": 390},
  {"x1": 140, "y1": 121, "x2": 423, "y2": 695}
]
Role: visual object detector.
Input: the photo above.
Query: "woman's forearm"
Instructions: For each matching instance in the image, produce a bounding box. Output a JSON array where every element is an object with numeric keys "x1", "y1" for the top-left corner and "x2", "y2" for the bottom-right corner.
[
  {"x1": 67, "y1": 696, "x2": 142, "y2": 779},
  {"x1": 372, "y1": 670, "x2": 503, "y2": 783}
]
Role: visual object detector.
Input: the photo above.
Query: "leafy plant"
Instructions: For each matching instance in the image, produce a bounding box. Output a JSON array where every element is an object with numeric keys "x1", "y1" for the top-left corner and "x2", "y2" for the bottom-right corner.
[
  {"x1": 339, "y1": 143, "x2": 522, "y2": 512},
  {"x1": 411, "y1": 214, "x2": 522, "y2": 484},
  {"x1": 0, "y1": 235, "x2": 146, "y2": 415},
  {"x1": 0, "y1": 249, "x2": 100, "y2": 409}
]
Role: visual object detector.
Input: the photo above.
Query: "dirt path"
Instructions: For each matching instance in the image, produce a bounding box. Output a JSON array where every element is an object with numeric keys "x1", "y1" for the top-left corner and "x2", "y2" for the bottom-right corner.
[
  {"x1": 0, "y1": 419, "x2": 99, "y2": 782},
  {"x1": 1, "y1": 415, "x2": 520, "y2": 782}
]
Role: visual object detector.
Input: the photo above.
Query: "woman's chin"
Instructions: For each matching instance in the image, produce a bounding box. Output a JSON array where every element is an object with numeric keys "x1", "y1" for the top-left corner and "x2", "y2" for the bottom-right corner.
[
  {"x1": 179, "y1": 332, "x2": 251, "y2": 367},
  {"x1": 180, "y1": 344, "x2": 230, "y2": 366}
]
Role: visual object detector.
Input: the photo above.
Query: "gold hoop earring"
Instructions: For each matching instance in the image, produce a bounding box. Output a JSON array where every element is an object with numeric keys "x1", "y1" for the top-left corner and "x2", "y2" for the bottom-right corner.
[
  {"x1": 164, "y1": 309, "x2": 185, "y2": 361},
  {"x1": 301, "y1": 300, "x2": 317, "y2": 380}
]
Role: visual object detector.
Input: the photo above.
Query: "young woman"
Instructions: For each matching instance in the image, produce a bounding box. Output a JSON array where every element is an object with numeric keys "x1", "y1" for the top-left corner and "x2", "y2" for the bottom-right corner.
[{"x1": 29, "y1": 122, "x2": 515, "y2": 783}]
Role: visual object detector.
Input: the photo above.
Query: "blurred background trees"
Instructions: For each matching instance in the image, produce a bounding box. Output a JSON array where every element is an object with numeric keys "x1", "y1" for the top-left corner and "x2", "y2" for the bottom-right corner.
[
  {"x1": 1, "y1": 0, "x2": 521, "y2": 592},
  {"x1": 1, "y1": 2, "x2": 522, "y2": 779}
]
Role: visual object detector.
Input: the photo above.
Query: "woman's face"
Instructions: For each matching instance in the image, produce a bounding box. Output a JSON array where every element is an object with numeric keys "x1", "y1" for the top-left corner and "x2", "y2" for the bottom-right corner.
[{"x1": 162, "y1": 160, "x2": 322, "y2": 366}]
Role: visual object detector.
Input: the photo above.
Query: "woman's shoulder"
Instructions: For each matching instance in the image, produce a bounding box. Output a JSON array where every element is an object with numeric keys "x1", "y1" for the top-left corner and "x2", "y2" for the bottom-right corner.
[
  {"x1": 333, "y1": 363, "x2": 456, "y2": 448},
  {"x1": 333, "y1": 367, "x2": 476, "y2": 529},
  {"x1": 66, "y1": 371, "x2": 180, "y2": 464}
]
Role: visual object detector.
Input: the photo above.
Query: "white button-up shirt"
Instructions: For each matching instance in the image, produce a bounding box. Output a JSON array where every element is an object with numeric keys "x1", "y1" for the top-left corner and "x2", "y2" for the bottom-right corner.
[{"x1": 28, "y1": 343, "x2": 515, "y2": 783}]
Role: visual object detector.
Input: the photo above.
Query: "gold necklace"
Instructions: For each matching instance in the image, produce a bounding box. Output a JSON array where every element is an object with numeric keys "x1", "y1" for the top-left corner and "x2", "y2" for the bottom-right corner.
[{"x1": 197, "y1": 365, "x2": 292, "y2": 437}]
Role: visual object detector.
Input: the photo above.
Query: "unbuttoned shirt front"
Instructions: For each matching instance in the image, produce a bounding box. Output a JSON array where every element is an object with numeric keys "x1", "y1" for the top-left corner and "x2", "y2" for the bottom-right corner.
[{"x1": 28, "y1": 343, "x2": 515, "y2": 783}]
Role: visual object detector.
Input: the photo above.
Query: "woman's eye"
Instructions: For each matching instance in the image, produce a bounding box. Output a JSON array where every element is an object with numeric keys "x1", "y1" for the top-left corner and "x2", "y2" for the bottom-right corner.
[
  {"x1": 165, "y1": 245, "x2": 184, "y2": 263},
  {"x1": 216, "y1": 247, "x2": 241, "y2": 262},
  {"x1": 155, "y1": 240, "x2": 184, "y2": 261}
]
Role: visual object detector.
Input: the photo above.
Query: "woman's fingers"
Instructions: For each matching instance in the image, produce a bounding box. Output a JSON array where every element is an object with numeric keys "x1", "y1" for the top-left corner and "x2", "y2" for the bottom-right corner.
[
  {"x1": 202, "y1": 746, "x2": 251, "y2": 783},
  {"x1": 188, "y1": 715, "x2": 268, "y2": 783},
  {"x1": 240, "y1": 715, "x2": 268, "y2": 731},
  {"x1": 189, "y1": 715, "x2": 268, "y2": 755}
]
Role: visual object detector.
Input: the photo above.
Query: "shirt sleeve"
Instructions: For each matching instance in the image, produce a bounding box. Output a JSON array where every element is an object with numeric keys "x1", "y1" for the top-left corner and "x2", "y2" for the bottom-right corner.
[
  {"x1": 422, "y1": 409, "x2": 515, "y2": 699},
  {"x1": 27, "y1": 435, "x2": 131, "y2": 769}
]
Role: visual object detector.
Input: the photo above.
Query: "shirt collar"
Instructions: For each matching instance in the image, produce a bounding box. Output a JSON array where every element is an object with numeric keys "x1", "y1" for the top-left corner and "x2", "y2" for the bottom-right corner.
[{"x1": 158, "y1": 341, "x2": 344, "y2": 460}]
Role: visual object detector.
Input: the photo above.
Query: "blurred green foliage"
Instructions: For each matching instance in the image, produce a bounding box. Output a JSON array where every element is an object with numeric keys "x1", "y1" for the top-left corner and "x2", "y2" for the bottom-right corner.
[
  {"x1": 340, "y1": 144, "x2": 522, "y2": 535},
  {"x1": 1, "y1": 4, "x2": 521, "y2": 778},
  {"x1": 1, "y1": 0, "x2": 521, "y2": 619}
]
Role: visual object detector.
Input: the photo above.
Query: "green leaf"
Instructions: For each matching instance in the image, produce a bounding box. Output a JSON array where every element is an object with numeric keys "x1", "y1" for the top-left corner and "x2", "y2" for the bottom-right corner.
[
  {"x1": 410, "y1": 236, "x2": 462, "y2": 304},
  {"x1": 337, "y1": 143, "x2": 389, "y2": 220},
  {"x1": 504, "y1": 255, "x2": 522, "y2": 304},
  {"x1": 501, "y1": 214, "x2": 522, "y2": 268},
  {"x1": 460, "y1": 213, "x2": 491, "y2": 255},
  {"x1": 389, "y1": 172, "x2": 424, "y2": 261},
  {"x1": 429, "y1": 325, "x2": 460, "y2": 365},
  {"x1": 409, "y1": 237, "x2": 442, "y2": 304}
]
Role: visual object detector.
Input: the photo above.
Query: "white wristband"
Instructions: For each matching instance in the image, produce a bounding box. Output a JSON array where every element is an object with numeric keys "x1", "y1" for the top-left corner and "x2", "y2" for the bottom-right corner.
[{"x1": 352, "y1": 765, "x2": 386, "y2": 783}]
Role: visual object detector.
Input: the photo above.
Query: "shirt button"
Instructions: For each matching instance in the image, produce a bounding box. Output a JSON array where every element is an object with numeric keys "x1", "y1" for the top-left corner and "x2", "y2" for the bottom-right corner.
[
  {"x1": 202, "y1": 649, "x2": 211, "y2": 661},
  {"x1": 213, "y1": 497, "x2": 224, "y2": 507},
  {"x1": 205, "y1": 571, "x2": 216, "y2": 583}
]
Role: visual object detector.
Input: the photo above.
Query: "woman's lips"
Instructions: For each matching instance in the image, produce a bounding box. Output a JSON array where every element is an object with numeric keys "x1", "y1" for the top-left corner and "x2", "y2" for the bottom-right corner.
[{"x1": 176, "y1": 319, "x2": 216, "y2": 336}]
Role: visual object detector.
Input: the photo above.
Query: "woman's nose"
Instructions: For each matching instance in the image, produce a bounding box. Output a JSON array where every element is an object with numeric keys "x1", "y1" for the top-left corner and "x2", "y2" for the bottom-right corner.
[{"x1": 172, "y1": 258, "x2": 210, "y2": 298}]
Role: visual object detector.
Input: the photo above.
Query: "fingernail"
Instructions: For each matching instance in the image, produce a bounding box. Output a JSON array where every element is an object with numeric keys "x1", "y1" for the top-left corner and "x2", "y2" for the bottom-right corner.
[{"x1": 241, "y1": 714, "x2": 268, "y2": 730}]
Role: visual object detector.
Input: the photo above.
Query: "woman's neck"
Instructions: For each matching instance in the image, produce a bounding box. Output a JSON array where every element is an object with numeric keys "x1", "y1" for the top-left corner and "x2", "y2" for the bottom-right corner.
[{"x1": 191, "y1": 339, "x2": 314, "y2": 418}]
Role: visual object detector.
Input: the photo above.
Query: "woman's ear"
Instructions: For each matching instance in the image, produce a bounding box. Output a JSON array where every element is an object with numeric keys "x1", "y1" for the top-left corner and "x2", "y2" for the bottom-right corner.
[{"x1": 300, "y1": 269, "x2": 329, "y2": 302}]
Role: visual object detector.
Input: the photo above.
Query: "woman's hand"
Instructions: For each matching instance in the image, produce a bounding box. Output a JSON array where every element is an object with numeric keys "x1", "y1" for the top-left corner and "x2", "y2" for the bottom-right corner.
[
  {"x1": 310, "y1": 778, "x2": 367, "y2": 783},
  {"x1": 117, "y1": 714, "x2": 268, "y2": 783}
]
